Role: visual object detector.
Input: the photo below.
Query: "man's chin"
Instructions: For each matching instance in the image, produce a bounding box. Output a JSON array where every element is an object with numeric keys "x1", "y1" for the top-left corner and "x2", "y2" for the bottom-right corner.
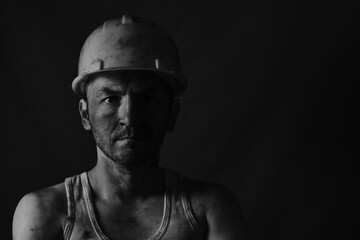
[
  {"x1": 97, "y1": 140, "x2": 157, "y2": 169},
  {"x1": 109, "y1": 148, "x2": 150, "y2": 170},
  {"x1": 111, "y1": 148, "x2": 135, "y2": 163}
]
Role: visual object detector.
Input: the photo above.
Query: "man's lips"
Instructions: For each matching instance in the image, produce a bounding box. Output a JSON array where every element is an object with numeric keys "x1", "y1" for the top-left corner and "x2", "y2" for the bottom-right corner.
[
  {"x1": 112, "y1": 126, "x2": 149, "y2": 142},
  {"x1": 115, "y1": 136, "x2": 145, "y2": 141}
]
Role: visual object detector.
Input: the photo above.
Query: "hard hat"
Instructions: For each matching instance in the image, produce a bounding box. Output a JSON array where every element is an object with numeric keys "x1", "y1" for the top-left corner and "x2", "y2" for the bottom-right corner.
[{"x1": 72, "y1": 15, "x2": 187, "y2": 97}]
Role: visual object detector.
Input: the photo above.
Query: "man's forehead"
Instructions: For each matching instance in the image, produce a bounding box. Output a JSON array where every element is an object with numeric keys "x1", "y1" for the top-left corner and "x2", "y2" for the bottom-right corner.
[{"x1": 86, "y1": 71, "x2": 170, "y2": 94}]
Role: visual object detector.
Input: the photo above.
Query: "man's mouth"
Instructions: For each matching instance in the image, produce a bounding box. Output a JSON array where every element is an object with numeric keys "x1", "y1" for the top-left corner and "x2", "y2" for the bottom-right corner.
[
  {"x1": 115, "y1": 135, "x2": 145, "y2": 141},
  {"x1": 112, "y1": 126, "x2": 149, "y2": 142}
]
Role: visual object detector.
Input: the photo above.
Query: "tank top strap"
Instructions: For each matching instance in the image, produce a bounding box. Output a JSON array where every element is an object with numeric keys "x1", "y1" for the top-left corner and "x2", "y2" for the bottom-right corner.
[
  {"x1": 149, "y1": 169, "x2": 172, "y2": 240},
  {"x1": 63, "y1": 175, "x2": 77, "y2": 240},
  {"x1": 80, "y1": 172, "x2": 110, "y2": 240},
  {"x1": 164, "y1": 170, "x2": 200, "y2": 232}
]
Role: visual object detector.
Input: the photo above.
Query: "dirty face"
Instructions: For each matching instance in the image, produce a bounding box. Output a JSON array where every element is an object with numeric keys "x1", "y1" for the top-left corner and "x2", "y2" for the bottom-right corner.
[{"x1": 80, "y1": 71, "x2": 178, "y2": 169}]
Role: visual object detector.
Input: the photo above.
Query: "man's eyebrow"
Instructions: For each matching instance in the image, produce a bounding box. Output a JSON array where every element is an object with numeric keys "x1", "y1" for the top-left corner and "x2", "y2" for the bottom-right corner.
[
  {"x1": 98, "y1": 87, "x2": 123, "y2": 95},
  {"x1": 96, "y1": 85, "x2": 164, "y2": 96}
]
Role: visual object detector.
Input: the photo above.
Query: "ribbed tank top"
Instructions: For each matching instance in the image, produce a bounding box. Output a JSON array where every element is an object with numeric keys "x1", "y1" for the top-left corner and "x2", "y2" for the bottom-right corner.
[{"x1": 63, "y1": 170, "x2": 203, "y2": 240}]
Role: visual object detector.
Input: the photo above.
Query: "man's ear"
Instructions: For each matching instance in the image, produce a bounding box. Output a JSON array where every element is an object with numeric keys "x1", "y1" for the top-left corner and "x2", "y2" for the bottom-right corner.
[
  {"x1": 79, "y1": 99, "x2": 91, "y2": 131},
  {"x1": 167, "y1": 99, "x2": 180, "y2": 132}
]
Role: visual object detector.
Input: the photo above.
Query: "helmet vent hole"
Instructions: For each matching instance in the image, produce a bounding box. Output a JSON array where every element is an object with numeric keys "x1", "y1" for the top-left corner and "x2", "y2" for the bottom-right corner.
[{"x1": 155, "y1": 58, "x2": 159, "y2": 69}]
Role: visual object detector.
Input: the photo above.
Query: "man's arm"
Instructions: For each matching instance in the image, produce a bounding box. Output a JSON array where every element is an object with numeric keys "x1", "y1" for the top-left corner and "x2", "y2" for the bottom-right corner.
[
  {"x1": 204, "y1": 183, "x2": 247, "y2": 240},
  {"x1": 13, "y1": 187, "x2": 65, "y2": 240}
]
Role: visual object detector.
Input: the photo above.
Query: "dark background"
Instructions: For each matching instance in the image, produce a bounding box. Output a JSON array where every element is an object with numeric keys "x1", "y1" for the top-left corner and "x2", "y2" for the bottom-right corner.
[{"x1": 1, "y1": 0, "x2": 359, "y2": 239}]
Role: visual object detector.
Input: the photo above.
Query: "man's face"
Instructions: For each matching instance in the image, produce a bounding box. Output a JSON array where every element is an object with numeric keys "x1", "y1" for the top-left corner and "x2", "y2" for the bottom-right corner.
[{"x1": 80, "y1": 71, "x2": 178, "y2": 169}]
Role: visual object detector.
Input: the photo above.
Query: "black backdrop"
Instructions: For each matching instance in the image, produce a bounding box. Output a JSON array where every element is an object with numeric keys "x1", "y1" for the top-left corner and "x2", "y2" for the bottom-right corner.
[{"x1": 1, "y1": 0, "x2": 359, "y2": 239}]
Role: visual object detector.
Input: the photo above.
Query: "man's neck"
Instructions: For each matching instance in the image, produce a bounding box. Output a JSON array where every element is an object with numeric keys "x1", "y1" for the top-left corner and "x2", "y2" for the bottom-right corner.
[{"x1": 87, "y1": 148, "x2": 165, "y2": 204}]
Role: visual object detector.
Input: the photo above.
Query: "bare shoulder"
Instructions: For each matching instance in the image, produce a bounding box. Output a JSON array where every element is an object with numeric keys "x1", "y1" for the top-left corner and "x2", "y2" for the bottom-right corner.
[
  {"x1": 184, "y1": 177, "x2": 247, "y2": 240},
  {"x1": 13, "y1": 182, "x2": 67, "y2": 240}
]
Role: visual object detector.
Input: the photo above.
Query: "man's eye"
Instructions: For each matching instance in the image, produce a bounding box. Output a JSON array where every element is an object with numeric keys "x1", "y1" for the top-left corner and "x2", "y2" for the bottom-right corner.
[{"x1": 103, "y1": 96, "x2": 121, "y2": 104}]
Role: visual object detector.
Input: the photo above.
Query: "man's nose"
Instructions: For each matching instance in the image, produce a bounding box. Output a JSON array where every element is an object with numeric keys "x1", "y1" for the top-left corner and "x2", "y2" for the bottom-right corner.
[{"x1": 118, "y1": 94, "x2": 139, "y2": 127}]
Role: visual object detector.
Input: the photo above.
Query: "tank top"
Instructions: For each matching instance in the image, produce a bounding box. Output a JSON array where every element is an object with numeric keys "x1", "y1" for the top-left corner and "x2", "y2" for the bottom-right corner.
[{"x1": 63, "y1": 170, "x2": 203, "y2": 240}]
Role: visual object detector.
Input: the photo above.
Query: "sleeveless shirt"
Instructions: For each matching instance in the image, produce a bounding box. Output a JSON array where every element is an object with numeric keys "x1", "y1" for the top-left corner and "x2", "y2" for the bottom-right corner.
[{"x1": 63, "y1": 170, "x2": 203, "y2": 240}]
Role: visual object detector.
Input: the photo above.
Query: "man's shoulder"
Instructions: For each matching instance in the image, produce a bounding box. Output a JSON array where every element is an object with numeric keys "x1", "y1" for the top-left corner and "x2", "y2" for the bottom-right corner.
[
  {"x1": 17, "y1": 182, "x2": 67, "y2": 214},
  {"x1": 13, "y1": 182, "x2": 67, "y2": 240},
  {"x1": 181, "y1": 175, "x2": 247, "y2": 239},
  {"x1": 26, "y1": 181, "x2": 66, "y2": 200},
  {"x1": 182, "y1": 176, "x2": 240, "y2": 212}
]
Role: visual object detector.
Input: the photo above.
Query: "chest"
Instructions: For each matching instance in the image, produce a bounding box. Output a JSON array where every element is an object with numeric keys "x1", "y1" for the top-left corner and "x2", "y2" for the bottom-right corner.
[
  {"x1": 94, "y1": 197, "x2": 165, "y2": 240},
  {"x1": 67, "y1": 195, "x2": 205, "y2": 240},
  {"x1": 64, "y1": 171, "x2": 206, "y2": 240}
]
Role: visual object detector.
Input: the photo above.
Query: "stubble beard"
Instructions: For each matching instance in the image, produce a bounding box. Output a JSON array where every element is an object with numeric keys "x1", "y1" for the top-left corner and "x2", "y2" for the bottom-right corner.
[
  {"x1": 91, "y1": 127, "x2": 157, "y2": 171},
  {"x1": 92, "y1": 128, "x2": 138, "y2": 169}
]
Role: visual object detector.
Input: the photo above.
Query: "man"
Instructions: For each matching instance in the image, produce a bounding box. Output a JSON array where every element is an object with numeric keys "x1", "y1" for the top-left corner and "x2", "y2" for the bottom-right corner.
[{"x1": 13, "y1": 15, "x2": 246, "y2": 240}]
